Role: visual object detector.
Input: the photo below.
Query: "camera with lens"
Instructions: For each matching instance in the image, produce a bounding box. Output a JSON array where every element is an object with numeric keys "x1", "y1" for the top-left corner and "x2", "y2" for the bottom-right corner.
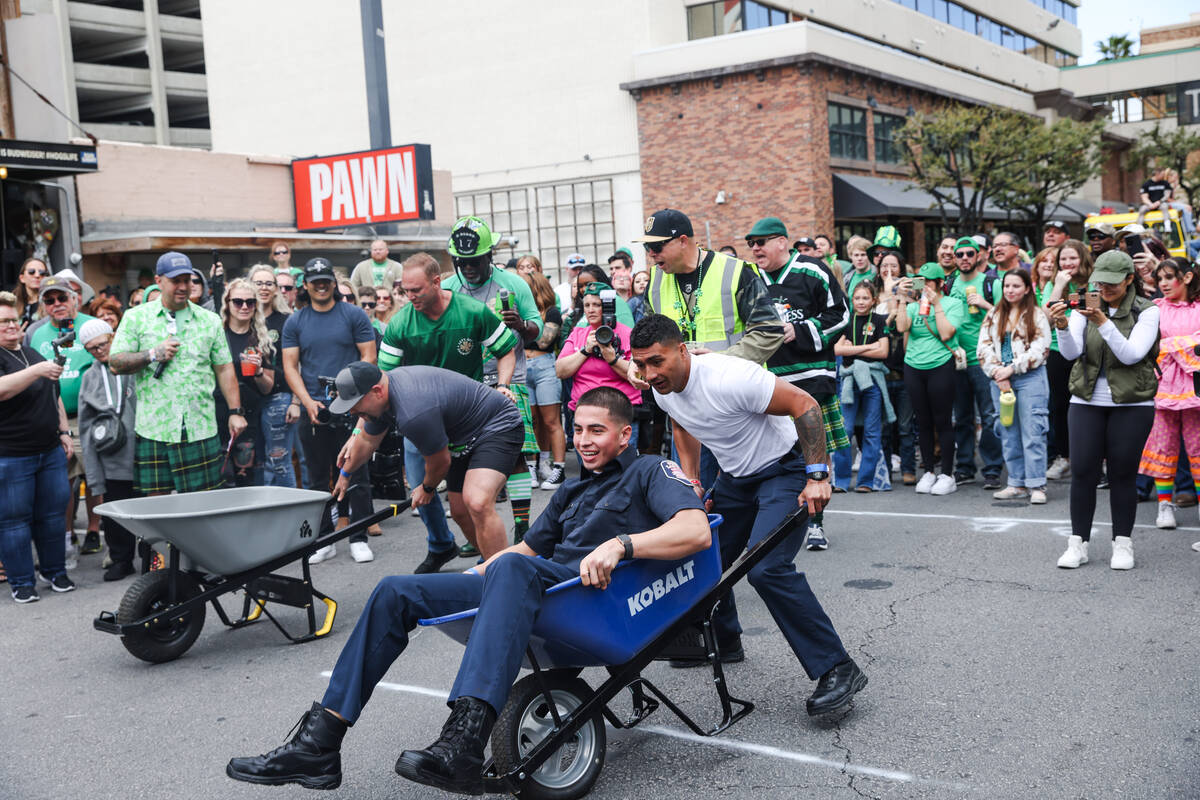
[
  {"x1": 315, "y1": 375, "x2": 338, "y2": 424},
  {"x1": 51, "y1": 330, "x2": 75, "y2": 366},
  {"x1": 590, "y1": 289, "x2": 620, "y2": 358}
]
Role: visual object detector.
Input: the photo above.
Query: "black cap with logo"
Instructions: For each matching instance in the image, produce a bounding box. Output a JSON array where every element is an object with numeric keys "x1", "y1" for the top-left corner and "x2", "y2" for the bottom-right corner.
[
  {"x1": 632, "y1": 209, "x2": 694, "y2": 242},
  {"x1": 304, "y1": 257, "x2": 336, "y2": 282}
]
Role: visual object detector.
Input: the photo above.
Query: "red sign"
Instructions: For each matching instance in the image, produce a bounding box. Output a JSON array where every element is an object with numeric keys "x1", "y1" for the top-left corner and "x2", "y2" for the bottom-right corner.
[{"x1": 291, "y1": 144, "x2": 435, "y2": 231}]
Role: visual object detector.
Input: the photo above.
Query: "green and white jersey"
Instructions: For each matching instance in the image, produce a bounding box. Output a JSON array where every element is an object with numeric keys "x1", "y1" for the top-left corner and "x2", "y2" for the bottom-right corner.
[{"x1": 378, "y1": 292, "x2": 516, "y2": 382}]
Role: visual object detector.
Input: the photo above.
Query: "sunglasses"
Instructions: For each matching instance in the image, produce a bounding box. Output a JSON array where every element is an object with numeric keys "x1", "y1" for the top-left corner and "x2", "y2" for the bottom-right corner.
[
  {"x1": 360, "y1": 301, "x2": 377, "y2": 309},
  {"x1": 745, "y1": 236, "x2": 782, "y2": 248},
  {"x1": 273, "y1": 250, "x2": 289, "y2": 256},
  {"x1": 25, "y1": 269, "x2": 50, "y2": 277},
  {"x1": 191, "y1": 276, "x2": 204, "y2": 285},
  {"x1": 338, "y1": 294, "x2": 356, "y2": 302},
  {"x1": 1086, "y1": 232, "x2": 1109, "y2": 240},
  {"x1": 642, "y1": 236, "x2": 678, "y2": 254},
  {"x1": 954, "y1": 251, "x2": 977, "y2": 259},
  {"x1": 229, "y1": 297, "x2": 257, "y2": 308},
  {"x1": 43, "y1": 294, "x2": 71, "y2": 306},
  {"x1": 277, "y1": 285, "x2": 296, "y2": 292}
]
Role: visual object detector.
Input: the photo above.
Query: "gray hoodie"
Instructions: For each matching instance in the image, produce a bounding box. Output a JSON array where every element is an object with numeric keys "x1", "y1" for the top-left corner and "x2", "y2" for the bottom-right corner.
[{"x1": 77, "y1": 362, "x2": 136, "y2": 495}]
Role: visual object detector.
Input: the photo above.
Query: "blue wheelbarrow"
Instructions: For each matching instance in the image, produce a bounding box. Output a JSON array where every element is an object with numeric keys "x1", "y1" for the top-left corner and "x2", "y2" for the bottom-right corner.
[
  {"x1": 92, "y1": 487, "x2": 409, "y2": 663},
  {"x1": 419, "y1": 507, "x2": 808, "y2": 799}
]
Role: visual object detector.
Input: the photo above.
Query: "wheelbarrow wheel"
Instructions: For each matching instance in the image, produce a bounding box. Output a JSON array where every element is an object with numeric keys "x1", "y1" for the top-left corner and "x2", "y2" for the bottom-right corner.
[
  {"x1": 491, "y1": 671, "x2": 606, "y2": 800},
  {"x1": 117, "y1": 570, "x2": 206, "y2": 663}
]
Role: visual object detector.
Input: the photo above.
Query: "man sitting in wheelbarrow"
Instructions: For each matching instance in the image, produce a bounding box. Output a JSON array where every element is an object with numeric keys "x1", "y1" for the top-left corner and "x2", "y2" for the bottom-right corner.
[{"x1": 227, "y1": 375, "x2": 710, "y2": 794}]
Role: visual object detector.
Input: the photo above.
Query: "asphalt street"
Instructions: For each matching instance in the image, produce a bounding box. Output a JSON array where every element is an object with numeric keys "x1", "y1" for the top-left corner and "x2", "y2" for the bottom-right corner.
[{"x1": 3, "y1": 471, "x2": 1197, "y2": 800}]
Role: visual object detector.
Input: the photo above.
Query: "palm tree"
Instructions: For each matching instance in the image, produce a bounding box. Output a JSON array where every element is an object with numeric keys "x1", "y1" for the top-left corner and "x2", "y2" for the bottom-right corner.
[{"x1": 1096, "y1": 34, "x2": 1135, "y2": 61}]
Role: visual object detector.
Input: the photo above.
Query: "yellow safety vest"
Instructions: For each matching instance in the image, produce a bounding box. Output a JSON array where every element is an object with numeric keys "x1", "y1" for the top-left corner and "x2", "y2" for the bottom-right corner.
[{"x1": 647, "y1": 251, "x2": 757, "y2": 350}]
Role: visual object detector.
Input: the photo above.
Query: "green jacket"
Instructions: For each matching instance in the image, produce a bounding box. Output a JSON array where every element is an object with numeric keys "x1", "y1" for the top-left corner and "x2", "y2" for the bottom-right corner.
[{"x1": 1068, "y1": 291, "x2": 1159, "y2": 404}]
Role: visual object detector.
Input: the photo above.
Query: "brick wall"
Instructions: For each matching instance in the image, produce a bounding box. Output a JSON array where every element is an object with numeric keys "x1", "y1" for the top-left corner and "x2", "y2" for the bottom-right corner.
[
  {"x1": 1141, "y1": 24, "x2": 1200, "y2": 48},
  {"x1": 632, "y1": 62, "x2": 947, "y2": 258}
]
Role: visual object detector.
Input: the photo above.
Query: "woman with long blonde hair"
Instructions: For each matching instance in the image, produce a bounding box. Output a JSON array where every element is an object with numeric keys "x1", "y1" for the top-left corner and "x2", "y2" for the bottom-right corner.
[
  {"x1": 245, "y1": 266, "x2": 299, "y2": 486},
  {"x1": 219, "y1": 279, "x2": 277, "y2": 485}
]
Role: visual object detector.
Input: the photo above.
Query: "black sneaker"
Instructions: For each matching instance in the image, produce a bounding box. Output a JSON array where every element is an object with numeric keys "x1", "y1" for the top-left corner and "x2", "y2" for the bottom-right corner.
[
  {"x1": 11, "y1": 585, "x2": 39, "y2": 604},
  {"x1": 38, "y1": 573, "x2": 76, "y2": 593},
  {"x1": 413, "y1": 548, "x2": 457, "y2": 575},
  {"x1": 953, "y1": 472, "x2": 975, "y2": 485},
  {"x1": 103, "y1": 561, "x2": 136, "y2": 582},
  {"x1": 981, "y1": 476, "x2": 1003, "y2": 491},
  {"x1": 80, "y1": 531, "x2": 102, "y2": 554},
  {"x1": 539, "y1": 465, "x2": 565, "y2": 490}
]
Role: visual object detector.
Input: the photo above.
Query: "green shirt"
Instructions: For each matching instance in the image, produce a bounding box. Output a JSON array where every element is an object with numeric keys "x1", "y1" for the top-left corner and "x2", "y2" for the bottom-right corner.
[
  {"x1": 904, "y1": 296, "x2": 967, "y2": 370},
  {"x1": 845, "y1": 269, "x2": 877, "y2": 297},
  {"x1": 378, "y1": 292, "x2": 516, "y2": 380},
  {"x1": 30, "y1": 313, "x2": 96, "y2": 415},
  {"x1": 110, "y1": 300, "x2": 231, "y2": 443},
  {"x1": 948, "y1": 272, "x2": 1002, "y2": 366}
]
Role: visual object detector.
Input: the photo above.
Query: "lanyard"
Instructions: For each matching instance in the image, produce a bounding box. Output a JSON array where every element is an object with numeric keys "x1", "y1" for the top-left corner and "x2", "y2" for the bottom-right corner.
[{"x1": 100, "y1": 368, "x2": 125, "y2": 415}]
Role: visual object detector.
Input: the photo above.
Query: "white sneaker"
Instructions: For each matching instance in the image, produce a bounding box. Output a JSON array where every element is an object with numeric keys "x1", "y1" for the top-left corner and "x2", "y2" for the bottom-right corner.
[
  {"x1": 1057, "y1": 535, "x2": 1088, "y2": 568},
  {"x1": 349, "y1": 541, "x2": 374, "y2": 563},
  {"x1": 1030, "y1": 488, "x2": 1047, "y2": 505},
  {"x1": 1156, "y1": 501, "x2": 1177, "y2": 530},
  {"x1": 308, "y1": 544, "x2": 336, "y2": 564},
  {"x1": 993, "y1": 486, "x2": 1028, "y2": 500},
  {"x1": 930, "y1": 474, "x2": 957, "y2": 495},
  {"x1": 1046, "y1": 457, "x2": 1070, "y2": 480},
  {"x1": 914, "y1": 472, "x2": 937, "y2": 494},
  {"x1": 852, "y1": 452, "x2": 861, "y2": 472},
  {"x1": 1192, "y1": 541, "x2": 1200, "y2": 552},
  {"x1": 1110, "y1": 536, "x2": 1134, "y2": 570},
  {"x1": 891, "y1": 454, "x2": 901, "y2": 472}
]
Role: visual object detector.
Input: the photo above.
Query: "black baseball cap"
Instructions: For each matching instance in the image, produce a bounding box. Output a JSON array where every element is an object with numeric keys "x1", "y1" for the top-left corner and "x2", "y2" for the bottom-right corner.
[
  {"x1": 794, "y1": 236, "x2": 817, "y2": 249},
  {"x1": 328, "y1": 361, "x2": 383, "y2": 414},
  {"x1": 632, "y1": 209, "x2": 693, "y2": 242},
  {"x1": 304, "y1": 257, "x2": 335, "y2": 282},
  {"x1": 1044, "y1": 220, "x2": 1069, "y2": 232}
]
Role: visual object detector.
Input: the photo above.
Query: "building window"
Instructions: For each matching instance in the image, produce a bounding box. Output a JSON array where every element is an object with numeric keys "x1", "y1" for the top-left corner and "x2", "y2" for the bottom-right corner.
[
  {"x1": 1085, "y1": 86, "x2": 1178, "y2": 124},
  {"x1": 890, "y1": 0, "x2": 1076, "y2": 66},
  {"x1": 455, "y1": 179, "x2": 616, "y2": 284},
  {"x1": 874, "y1": 113, "x2": 906, "y2": 164},
  {"x1": 829, "y1": 103, "x2": 868, "y2": 161},
  {"x1": 687, "y1": 1, "x2": 788, "y2": 40}
]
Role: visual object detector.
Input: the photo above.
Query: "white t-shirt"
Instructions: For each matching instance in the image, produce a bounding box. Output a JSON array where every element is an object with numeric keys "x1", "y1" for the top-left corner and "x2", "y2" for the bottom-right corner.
[{"x1": 654, "y1": 352, "x2": 797, "y2": 477}]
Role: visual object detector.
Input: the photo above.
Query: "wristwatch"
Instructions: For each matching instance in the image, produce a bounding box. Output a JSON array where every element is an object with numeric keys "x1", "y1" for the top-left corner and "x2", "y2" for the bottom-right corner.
[
  {"x1": 807, "y1": 471, "x2": 830, "y2": 482},
  {"x1": 422, "y1": 483, "x2": 436, "y2": 494},
  {"x1": 616, "y1": 533, "x2": 634, "y2": 560},
  {"x1": 229, "y1": 407, "x2": 246, "y2": 417}
]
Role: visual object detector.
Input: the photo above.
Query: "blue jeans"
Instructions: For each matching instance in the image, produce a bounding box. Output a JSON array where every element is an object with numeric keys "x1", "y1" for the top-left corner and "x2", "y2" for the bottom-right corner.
[
  {"x1": 833, "y1": 383, "x2": 884, "y2": 490},
  {"x1": 990, "y1": 368, "x2": 1050, "y2": 488},
  {"x1": 405, "y1": 439, "x2": 456, "y2": 553},
  {"x1": 954, "y1": 364, "x2": 1004, "y2": 479},
  {"x1": 259, "y1": 392, "x2": 296, "y2": 487},
  {"x1": 885, "y1": 378, "x2": 915, "y2": 475},
  {"x1": 0, "y1": 447, "x2": 70, "y2": 589}
]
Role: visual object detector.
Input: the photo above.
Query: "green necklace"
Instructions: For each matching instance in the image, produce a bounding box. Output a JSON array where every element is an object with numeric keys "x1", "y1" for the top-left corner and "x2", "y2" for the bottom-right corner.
[{"x1": 673, "y1": 251, "x2": 706, "y2": 337}]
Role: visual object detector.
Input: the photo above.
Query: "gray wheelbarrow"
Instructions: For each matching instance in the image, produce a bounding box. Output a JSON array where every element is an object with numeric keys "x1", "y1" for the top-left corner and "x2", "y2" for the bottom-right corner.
[{"x1": 93, "y1": 487, "x2": 409, "y2": 663}]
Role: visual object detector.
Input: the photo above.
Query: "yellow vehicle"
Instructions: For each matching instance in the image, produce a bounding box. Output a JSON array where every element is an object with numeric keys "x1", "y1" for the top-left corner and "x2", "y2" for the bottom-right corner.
[{"x1": 1084, "y1": 209, "x2": 1188, "y2": 258}]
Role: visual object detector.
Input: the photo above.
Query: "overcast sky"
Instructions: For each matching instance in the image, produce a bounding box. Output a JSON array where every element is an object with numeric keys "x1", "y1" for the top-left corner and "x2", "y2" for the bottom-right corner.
[{"x1": 1077, "y1": 0, "x2": 1197, "y2": 64}]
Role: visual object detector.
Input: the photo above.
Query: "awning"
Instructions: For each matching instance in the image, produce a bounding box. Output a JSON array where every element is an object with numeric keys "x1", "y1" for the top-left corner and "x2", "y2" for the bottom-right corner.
[
  {"x1": 832, "y1": 173, "x2": 1093, "y2": 223},
  {"x1": 0, "y1": 138, "x2": 99, "y2": 180}
]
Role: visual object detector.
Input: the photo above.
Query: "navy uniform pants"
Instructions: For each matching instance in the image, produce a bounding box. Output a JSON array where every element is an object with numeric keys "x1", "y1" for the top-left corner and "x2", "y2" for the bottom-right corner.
[
  {"x1": 321, "y1": 554, "x2": 577, "y2": 722},
  {"x1": 710, "y1": 451, "x2": 849, "y2": 681}
]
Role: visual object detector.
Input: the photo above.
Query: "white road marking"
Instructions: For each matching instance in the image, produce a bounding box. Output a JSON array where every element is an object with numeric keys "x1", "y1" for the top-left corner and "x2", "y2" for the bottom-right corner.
[
  {"x1": 328, "y1": 672, "x2": 958, "y2": 788},
  {"x1": 824, "y1": 508, "x2": 1199, "y2": 533}
]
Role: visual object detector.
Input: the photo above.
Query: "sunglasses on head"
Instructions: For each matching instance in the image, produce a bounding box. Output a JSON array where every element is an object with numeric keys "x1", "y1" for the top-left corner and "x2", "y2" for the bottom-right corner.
[
  {"x1": 360, "y1": 301, "x2": 377, "y2": 309},
  {"x1": 745, "y1": 236, "x2": 782, "y2": 248},
  {"x1": 642, "y1": 236, "x2": 678, "y2": 254},
  {"x1": 229, "y1": 297, "x2": 257, "y2": 308}
]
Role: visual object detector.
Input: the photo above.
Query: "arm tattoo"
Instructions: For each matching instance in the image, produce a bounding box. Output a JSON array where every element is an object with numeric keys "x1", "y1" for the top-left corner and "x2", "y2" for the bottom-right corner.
[
  {"x1": 108, "y1": 350, "x2": 151, "y2": 375},
  {"x1": 794, "y1": 405, "x2": 827, "y2": 469}
]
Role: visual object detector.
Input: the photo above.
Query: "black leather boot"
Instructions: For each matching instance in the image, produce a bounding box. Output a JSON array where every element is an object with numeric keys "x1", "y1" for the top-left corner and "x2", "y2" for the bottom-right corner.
[
  {"x1": 806, "y1": 659, "x2": 868, "y2": 716},
  {"x1": 226, "y1": 702, "x2": 346, "y2": 790},
  {"x1": 395, "y1": 696, "x2": 497, "y2": 795}
]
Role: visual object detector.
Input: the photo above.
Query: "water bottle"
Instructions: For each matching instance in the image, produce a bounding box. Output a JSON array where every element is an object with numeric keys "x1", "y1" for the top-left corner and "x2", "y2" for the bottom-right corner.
[{"x1": 999, "y1": 390, "x2": 1016, "y2": 426}]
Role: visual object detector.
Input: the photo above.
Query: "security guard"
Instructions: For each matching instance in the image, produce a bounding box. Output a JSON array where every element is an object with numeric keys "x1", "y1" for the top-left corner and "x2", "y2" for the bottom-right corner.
[
  {"x1": 226, "y1": 386, "x2": 710, "y2": 795},
  {"x1": 636, "y1": 208, "x2": 784, "y2": 488},
  {"x1": 631, "y1": 314, "x2": 867, "y2": 715},
  {"x1": 746, "y1": 216, "x2": 850, "y2": 550}
]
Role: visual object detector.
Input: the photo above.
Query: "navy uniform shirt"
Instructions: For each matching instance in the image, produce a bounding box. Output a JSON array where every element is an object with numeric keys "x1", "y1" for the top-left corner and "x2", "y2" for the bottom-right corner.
[{"x1": 523, "y1": 446, "x2": 705, "y2": 571}]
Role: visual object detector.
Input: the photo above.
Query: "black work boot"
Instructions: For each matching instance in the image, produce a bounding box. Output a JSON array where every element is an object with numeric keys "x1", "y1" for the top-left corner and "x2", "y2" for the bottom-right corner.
[
  {"x1": 226, "y1": 702, "x2": 347, "y2": 790},
  {"x1": 395, "y1": 696, "x2": 496, "y2": 795},
  {"x1": 806, "y1": 659, "x2": 868, "y2": 716}
]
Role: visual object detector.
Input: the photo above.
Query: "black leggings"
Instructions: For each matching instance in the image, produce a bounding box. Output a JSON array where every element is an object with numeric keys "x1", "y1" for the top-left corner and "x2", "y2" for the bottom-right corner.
[
  {"x1": 1046, "y1": 351, "x2": 1072, "y2": 460},
  {"x1": 1068, "y1": 403, "x2": 1155, "y2": 541},
  {"x1": 904, "y1": 360, "x2": 957, "y2": 476}
]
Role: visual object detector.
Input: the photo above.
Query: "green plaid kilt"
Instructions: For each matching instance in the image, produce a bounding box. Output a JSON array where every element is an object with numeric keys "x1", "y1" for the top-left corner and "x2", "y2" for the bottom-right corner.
[
  {"x1": 510, "y1": 383, "x2": 538, "y2": 455},
  {"x1": 820, "y1": 393, "x2": 850, "y2": 453},
  {"x1": 134, "y1": 434, "x2": 225, "y2": 495}
]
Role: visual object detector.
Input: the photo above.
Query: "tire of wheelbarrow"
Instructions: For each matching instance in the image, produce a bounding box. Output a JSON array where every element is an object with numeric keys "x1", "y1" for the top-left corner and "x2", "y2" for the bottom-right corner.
[
  {"x1": 117, "y1": 570, "x2": 206, "y2": 663},
  {"x1": 491, "y1": 672, "x2": 606, "y2": 800}
]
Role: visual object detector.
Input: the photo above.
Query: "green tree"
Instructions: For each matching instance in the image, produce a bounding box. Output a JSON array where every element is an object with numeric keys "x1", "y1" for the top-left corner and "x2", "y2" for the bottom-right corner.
[
  {"x1": 990, "y1": 118, "x2": 1109, "y2": 231},
  {"x1": 1127, "y1": 123, "x2": 1200, "y2": 209},
  {"x1": 1096, "y1": 34, "x2": 1135, "y2": 60},
  {"x1": 897, "y1": 106, "x2": 1032, "y2": 234}
]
